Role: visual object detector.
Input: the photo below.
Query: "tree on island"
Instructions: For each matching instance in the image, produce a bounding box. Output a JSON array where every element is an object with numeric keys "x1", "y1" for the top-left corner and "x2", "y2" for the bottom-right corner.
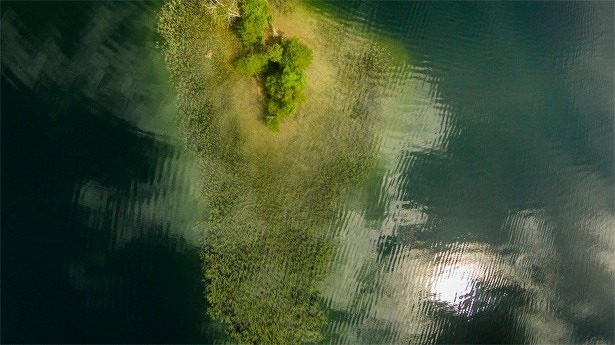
[
  {"x1": 234, "y1": 0, "x2": 313, "y2": 131},
  {"x1": 236, "y1": 0, "x2": 272, "y2": 48}
]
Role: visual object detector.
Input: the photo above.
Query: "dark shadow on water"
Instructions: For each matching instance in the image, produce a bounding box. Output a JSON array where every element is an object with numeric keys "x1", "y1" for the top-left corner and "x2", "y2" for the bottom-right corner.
[
  {"x1": 1, "y1": 75, "x2": 219, "y2": 343},
  {"x1": 1, "y1": 1, "x2": 220, "y2": 340}
]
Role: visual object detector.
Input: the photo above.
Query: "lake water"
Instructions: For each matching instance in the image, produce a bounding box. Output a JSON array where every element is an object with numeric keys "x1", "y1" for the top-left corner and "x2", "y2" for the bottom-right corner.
[
  {"x1": 2, "y1": 1, "x2": 613, "y2": 344},
  {"x1": 1, "y1": 1, "x2": 216, "y2": 342}
]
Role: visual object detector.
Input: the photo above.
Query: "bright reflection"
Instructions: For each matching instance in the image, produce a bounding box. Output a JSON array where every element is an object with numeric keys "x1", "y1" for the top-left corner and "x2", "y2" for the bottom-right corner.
[{"x1": 430, "y1": 264, "x2": 476, "y2": 312}]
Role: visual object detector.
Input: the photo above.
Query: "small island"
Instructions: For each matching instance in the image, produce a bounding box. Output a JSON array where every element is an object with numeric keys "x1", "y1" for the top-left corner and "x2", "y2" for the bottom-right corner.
[{"x1": 157, "y1": 0, "x2": 408, "y2": 343}]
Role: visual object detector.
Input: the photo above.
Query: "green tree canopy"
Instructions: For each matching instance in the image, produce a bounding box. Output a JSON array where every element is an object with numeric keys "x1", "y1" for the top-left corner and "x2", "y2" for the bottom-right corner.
[
  {"x1": 281, "y1": 37, "x2": 313, "y2": 70},
  {"x1": 236, "y1": 0, "x2": 272, "y2": 48},
  {"x1": 266, "y1": 43, "x2": 283, "y2": 63},
  {"x1": 236, "y1": 53, "x2": 269, "y2": 76}
]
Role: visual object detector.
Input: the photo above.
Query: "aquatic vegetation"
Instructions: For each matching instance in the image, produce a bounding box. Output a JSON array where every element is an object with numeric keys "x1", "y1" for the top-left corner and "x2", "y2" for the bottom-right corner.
[{"x1": 157, "y1": 0, "x2": 402, "y2": 342}]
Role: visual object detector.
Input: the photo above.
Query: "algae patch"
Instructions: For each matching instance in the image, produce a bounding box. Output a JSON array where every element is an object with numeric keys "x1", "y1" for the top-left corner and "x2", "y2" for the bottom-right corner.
[{"x1": 157, "y1": 0, "x2": 407, "y2": 342}]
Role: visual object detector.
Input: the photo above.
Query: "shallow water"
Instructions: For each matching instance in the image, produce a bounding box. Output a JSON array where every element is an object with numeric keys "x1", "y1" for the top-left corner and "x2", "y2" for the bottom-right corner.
[{"x1": 2, "y1": 1, "x2": 613, "y2": 344}]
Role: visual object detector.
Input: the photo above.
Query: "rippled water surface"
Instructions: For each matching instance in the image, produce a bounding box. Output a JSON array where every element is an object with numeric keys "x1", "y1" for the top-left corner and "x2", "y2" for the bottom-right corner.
[
  {"x1": 312, "y1": 2, "x2": 614, "y2": 344},
  {"x1": 2, "y1": 1, "x2": 613, "y2": 344}
]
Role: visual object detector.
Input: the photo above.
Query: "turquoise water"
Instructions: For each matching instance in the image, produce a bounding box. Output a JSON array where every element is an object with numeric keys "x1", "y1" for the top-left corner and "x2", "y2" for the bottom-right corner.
[
  {"x1": 313, "y1": 2, "x2": 614, "y2": 344},
  {"x1": 2, "y1": 1, "x2": 613, "y2": 343}
]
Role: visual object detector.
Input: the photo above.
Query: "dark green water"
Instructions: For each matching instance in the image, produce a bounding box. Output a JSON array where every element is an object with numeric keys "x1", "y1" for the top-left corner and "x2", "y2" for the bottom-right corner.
[
  {"x1": 2, "y1": 1, "x2": 613, "y2": 344},
  {"x1": 1, "y1": 1, "x2": 216, "y2": 342}
]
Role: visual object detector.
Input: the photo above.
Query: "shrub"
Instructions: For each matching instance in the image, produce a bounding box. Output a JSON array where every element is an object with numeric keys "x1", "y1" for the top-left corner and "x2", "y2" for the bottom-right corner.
[
  {"x1": 264, "y1": 52, "x2": 309, "y2": 121},
  {"x1": 236, "y1": 53, "x2": 269, "y2": 75},
  {"x1": 281, "y1": 37, "x2": 312, "y2": 70},
  {"x1": 236, "y1": 0, "x2": 272, "y2": 48},
  {"x1": 266, "y1": 43, "x2": 283, "y2": 63}
]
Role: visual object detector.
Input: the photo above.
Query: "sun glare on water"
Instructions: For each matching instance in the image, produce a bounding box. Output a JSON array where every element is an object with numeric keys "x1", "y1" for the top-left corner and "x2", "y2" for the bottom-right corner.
[{"x1": 430, "y1": 264, "x2": 477, "y2": 313}]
